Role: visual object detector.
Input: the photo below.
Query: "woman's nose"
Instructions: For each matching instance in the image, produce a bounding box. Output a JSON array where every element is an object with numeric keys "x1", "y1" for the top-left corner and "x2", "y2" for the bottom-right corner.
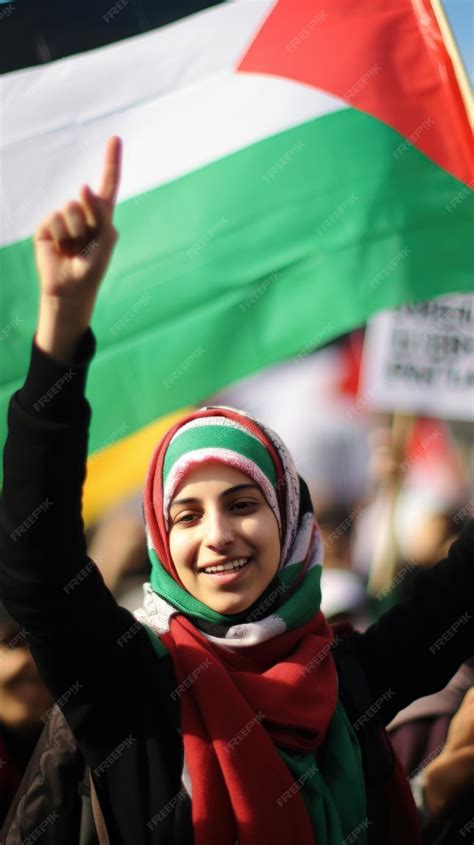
[{"x1": 204, "y1": 511, "x2": 234, "y2": 550}]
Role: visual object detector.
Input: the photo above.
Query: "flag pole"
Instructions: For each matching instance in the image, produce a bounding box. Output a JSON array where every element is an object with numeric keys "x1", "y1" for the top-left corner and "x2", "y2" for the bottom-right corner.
[
  {"x1": 367, "y1": 412, "x2": 416, "y2": 597},
  {"x1": 431, "y1": 0, "x2": 473, "y2": 127}
]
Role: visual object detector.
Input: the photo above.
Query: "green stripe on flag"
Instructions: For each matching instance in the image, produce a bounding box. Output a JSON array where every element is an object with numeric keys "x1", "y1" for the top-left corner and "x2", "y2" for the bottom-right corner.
[{"x1": 1, "y1": 108, "x2": 472, "y2": 459}]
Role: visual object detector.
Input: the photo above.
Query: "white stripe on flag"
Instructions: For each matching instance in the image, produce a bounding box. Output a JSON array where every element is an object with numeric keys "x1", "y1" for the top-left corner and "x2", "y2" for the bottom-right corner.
[{"x1": 1, "y1": 2, "x2": 345, "y2": 246}]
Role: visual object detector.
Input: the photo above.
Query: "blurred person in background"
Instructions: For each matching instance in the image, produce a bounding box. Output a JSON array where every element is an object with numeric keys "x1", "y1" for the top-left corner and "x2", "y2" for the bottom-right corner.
[
  {"x1": 86, "y1": 494, "x2": 148, "y2": 601},
  {"x1": 0, "y1": 600, "x2": 53, "y2": 826},
  {"x1": 352, "y1": 418, "x2": 470, "y2": 592},
  {"x1": 362, "y1": 420, "x2": 474, "y2": 842},
  {"x1": 388, "y1": 659, "x2": 474, "y2": 844},
  {"x1": 316, "y1": 505, "x2": 370, "y2": 630}
]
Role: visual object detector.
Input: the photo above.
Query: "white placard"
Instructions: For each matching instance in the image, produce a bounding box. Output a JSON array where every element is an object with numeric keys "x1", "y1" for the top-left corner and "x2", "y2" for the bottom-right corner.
[{"x1": 360, "y1": 293, "x2": 474, "y2": 422}]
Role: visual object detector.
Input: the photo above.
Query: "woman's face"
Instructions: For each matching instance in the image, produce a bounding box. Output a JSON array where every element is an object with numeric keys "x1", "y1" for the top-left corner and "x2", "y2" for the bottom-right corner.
[{"x1": 169, "y1": 462, "x2": 281, "y2": 614}]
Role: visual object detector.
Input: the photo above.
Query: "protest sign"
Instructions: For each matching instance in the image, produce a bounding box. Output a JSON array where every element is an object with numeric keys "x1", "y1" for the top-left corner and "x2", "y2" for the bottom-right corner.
[{"x1": 360, "y1": 294, "x2": 474, "y2": 421}]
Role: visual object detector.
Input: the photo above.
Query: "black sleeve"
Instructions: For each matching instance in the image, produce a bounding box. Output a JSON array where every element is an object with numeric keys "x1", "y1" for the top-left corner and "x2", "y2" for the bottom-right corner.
[
  {"x1": 0, "y1": 331, "x2": 178, "y2": 747},
  {"x1": 351, "y1": 520, "x2": 474, "y2": 726}
]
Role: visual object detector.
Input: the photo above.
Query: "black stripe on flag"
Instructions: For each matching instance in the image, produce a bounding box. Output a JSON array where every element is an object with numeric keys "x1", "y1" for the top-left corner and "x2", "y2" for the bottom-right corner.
[{"x1": 0, "y1": 0, "x2": 224, "y2": 75}]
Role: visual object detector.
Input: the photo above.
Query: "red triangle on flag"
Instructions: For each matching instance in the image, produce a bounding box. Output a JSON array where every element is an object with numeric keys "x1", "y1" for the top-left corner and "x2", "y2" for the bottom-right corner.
[{"x1": 237, "y1": 0, "x2": 472, "y2": 185}]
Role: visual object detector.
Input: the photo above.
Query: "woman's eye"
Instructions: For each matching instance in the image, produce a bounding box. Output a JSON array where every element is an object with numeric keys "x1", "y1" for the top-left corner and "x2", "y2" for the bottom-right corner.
[
  {"x1": 231, "y1": 501, "x2": 254, "y2": 512},
  {"x1": 176, "y1": 512, "x2": 198, "y2": 524}
]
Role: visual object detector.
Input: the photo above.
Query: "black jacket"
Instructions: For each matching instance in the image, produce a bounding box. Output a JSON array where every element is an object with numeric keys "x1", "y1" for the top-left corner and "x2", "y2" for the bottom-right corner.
[{"x1": 0, "y1": 331, "x2": 473, "y2": 844}]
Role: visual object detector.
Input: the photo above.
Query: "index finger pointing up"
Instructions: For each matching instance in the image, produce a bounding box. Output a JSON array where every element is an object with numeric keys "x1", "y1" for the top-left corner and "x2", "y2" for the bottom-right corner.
[{"x1": 97, "y1": 135, "x2": 122, "y2": 210}]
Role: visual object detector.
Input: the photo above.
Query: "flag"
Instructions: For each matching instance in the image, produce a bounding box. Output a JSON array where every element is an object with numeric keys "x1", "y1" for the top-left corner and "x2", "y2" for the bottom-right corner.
[{"x1": 0, "y1": 0, "x2": 472, "y2": 517}]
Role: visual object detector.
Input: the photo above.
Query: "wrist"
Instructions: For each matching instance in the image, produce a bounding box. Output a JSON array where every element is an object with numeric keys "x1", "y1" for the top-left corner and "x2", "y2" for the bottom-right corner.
[{"x1": 36, "y1": 294, "x2": 95, "y2": 364}]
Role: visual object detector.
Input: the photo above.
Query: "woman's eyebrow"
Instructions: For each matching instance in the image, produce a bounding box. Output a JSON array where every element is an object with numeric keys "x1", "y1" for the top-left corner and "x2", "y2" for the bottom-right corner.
[
  {"x1": 170, "y1": 483, "x2": 259, "y2": 508},
  {"x1": 221, "y1": 483, "x2": 259, "y2": 497}
]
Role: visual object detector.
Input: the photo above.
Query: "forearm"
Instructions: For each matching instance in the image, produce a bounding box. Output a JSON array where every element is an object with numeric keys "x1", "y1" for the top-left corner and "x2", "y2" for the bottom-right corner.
[
  {"x1": 0, "y1": 327, "x2": 95, "y2": 629},
  {"x1": 0, "y1": 327, "x2": 156, "y2": 716}
]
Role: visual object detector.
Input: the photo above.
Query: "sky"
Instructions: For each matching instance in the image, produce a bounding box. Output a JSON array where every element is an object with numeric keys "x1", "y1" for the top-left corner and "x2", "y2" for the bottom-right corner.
[{"x1": 443, "y1": 0, "x2": 474, "y2": 83}]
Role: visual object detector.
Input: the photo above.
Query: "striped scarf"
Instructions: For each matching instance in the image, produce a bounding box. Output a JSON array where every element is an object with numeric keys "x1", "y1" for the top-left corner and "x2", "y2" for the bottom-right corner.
[{"x1": 135, "y1": 406, "x2": 367, "y2": 845}]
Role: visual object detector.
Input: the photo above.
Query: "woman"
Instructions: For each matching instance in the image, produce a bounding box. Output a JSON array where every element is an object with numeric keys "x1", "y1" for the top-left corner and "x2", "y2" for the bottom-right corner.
[{"x1": 0, "y1": 137, "x2": 472, "y2": 845}]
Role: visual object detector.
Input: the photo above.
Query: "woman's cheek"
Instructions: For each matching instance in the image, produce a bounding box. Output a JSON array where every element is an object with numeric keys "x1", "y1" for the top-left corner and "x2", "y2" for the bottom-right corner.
[{"x1": 170, "y1": 527, "x2": 197, "y2": 570}]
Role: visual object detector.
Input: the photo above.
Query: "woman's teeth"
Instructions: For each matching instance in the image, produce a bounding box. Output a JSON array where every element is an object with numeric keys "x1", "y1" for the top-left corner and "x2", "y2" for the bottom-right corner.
[{"x1": 203, "y1": 558, "x2": 250, "y2": 574}]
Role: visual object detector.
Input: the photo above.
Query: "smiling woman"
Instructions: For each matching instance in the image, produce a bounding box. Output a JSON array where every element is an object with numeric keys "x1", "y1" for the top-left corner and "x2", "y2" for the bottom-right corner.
[
  {"x1": 168, "y1": 463, "x2": 281, "y2": 614},
  {"x1": 133, "y1": 402, "x2": 372, "y2": 844},
  {"x1": 0, "y1": 136, "x2": 473, "y2": 845}
]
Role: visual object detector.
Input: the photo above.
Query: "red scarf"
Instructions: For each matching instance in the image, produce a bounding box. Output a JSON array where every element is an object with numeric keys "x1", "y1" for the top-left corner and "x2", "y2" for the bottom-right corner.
[{"x1": 161, "y1": 609, "x2": 337, "y2": 845}]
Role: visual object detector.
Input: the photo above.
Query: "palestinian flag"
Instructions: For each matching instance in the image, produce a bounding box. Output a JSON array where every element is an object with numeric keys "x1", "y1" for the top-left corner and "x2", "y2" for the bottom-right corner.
[{"x1": 0, "y1": 0, "x2": 472, "y2": 521}]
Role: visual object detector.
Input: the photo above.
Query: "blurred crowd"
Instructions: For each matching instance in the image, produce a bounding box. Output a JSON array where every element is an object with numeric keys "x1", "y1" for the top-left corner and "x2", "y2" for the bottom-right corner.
[{"x1": 1, "y1": 327, "x2": 473, "y2": 842}]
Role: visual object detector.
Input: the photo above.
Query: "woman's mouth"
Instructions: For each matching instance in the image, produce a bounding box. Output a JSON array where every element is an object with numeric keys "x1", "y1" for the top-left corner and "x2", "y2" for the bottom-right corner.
[{"x1": 199, "y1": 557, "x2": 252, "y2": 583}]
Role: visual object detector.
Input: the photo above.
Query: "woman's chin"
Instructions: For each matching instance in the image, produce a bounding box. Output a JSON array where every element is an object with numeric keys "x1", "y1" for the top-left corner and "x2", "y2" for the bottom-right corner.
[{"x1": 205, "y1": 592, "x2": 255, "y2": 616}]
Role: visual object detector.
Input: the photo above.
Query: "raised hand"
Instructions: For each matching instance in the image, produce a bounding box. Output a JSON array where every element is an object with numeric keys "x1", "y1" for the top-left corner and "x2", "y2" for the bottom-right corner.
[
  {"x1": 34, "y1": 136, "x2": 122, "y2": 300},
  {"x1": 34, "y1": 137, "x2": 122, "y2": 362}
]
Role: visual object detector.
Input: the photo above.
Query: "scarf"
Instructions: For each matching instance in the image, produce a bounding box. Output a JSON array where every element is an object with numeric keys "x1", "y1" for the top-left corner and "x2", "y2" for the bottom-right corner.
[{"x1": 135, "y1": 406, "x2": 367, "y2": 845}]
